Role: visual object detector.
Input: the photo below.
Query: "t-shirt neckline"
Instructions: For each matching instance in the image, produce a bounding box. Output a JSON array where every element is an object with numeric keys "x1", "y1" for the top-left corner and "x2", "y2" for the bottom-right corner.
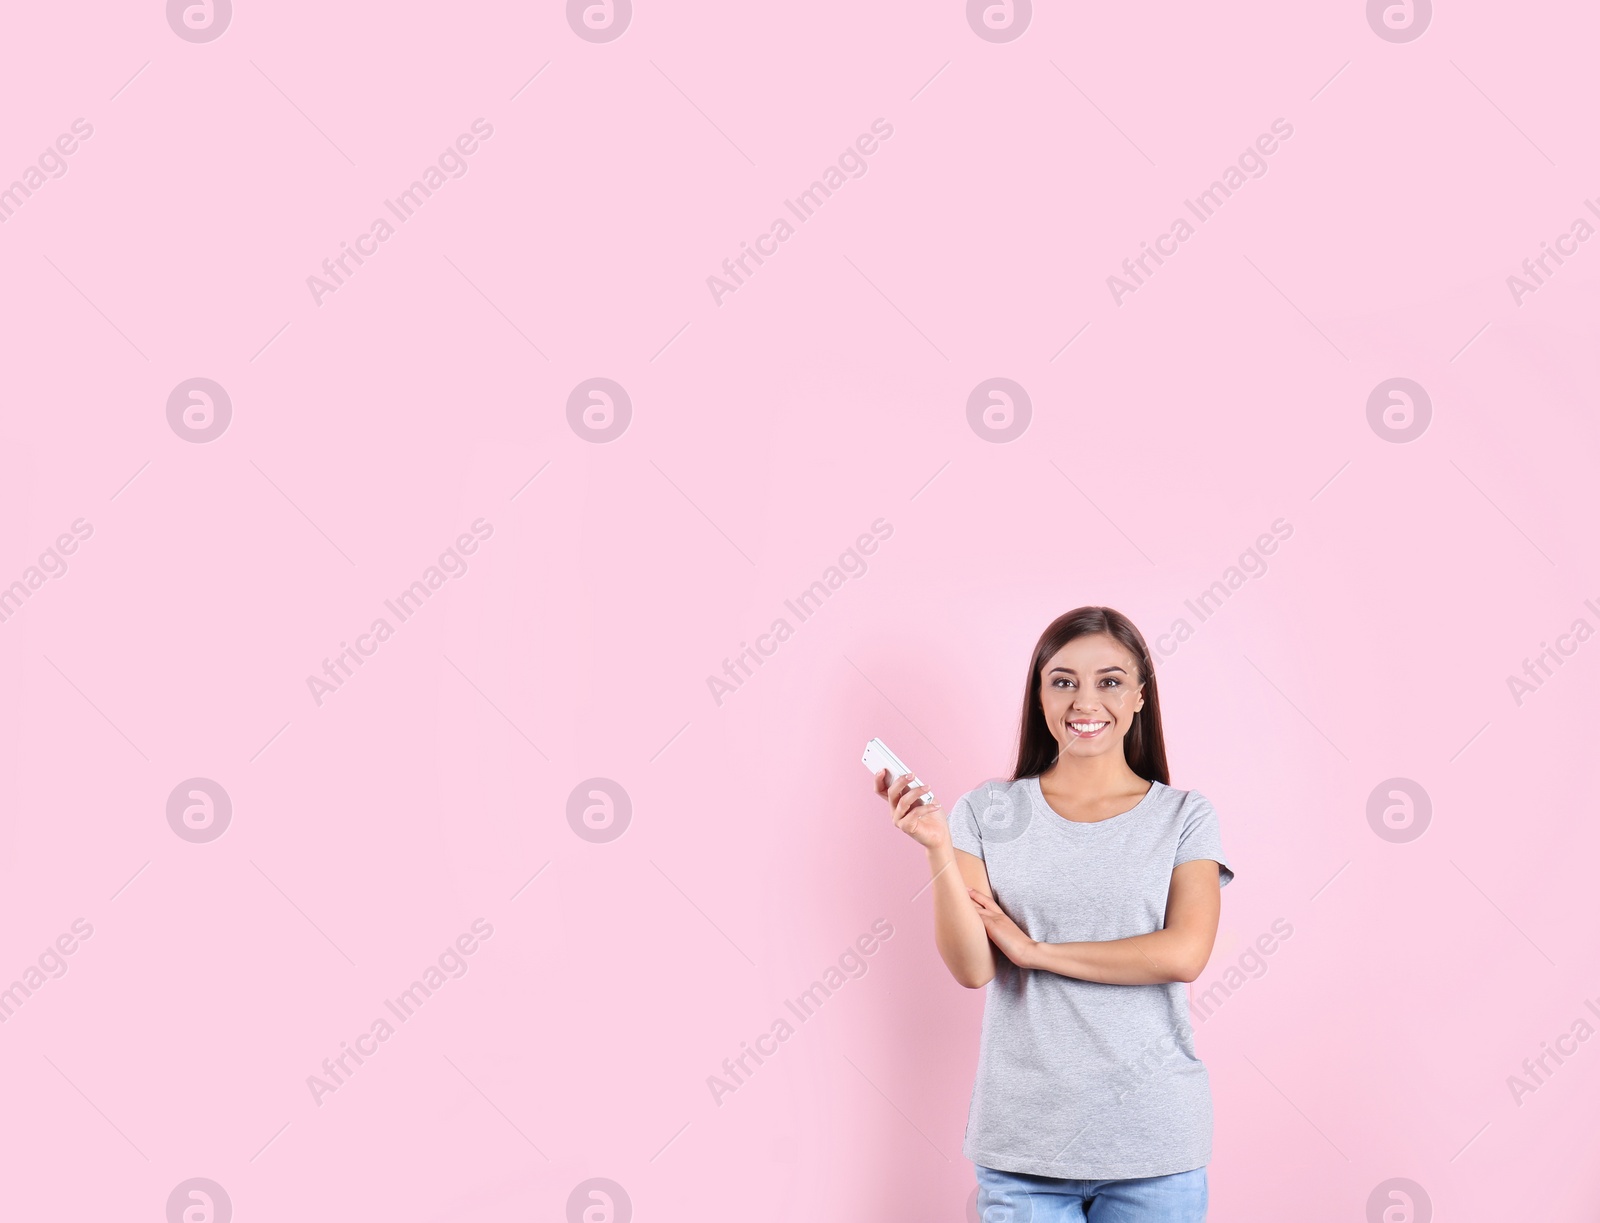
[{"x1": 1027, "y1": 773, "x2": 1162, "y2": 831}]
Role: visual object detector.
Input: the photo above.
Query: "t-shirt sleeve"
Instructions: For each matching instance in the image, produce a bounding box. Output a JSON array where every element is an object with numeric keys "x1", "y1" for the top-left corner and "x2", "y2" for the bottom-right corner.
[
  {"x1": 947, "y1": 789, "x2": 984, "y2": 861},
  {"x1": 1174, "y1": 790, "x2": 1234, "y2": 886}
]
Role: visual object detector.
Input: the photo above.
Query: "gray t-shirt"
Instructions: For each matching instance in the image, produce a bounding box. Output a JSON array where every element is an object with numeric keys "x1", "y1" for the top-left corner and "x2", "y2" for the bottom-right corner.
[{"x1": 947, "y1": 773, "x2": 1234, "y2": 1180}]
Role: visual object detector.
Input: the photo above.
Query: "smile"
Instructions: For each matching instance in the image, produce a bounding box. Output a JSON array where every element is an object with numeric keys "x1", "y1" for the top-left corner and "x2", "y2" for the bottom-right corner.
[{"x1": 1067, "y1": 720, "x2": 1108, "y2": 738}]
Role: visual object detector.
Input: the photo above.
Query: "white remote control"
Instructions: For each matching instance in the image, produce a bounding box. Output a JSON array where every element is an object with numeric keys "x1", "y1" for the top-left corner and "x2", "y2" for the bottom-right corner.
[{"x1": 862, "y1": 737, "x2": 934, "y2": 804}]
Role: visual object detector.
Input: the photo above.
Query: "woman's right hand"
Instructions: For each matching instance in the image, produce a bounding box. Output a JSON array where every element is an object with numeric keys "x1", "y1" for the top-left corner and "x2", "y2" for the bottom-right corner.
[{"x1": 874, "y1": 768, "x2": 951, "y2": 852}]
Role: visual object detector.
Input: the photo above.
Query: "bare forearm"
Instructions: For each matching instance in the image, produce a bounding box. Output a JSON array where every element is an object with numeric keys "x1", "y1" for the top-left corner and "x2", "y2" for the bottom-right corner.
[
  {"x1": 926, "y1": 847, "x2": 994, "y2": 988},
  {"x1": 1020, "y1": 929, "x2": 1201, "y2": 985}
]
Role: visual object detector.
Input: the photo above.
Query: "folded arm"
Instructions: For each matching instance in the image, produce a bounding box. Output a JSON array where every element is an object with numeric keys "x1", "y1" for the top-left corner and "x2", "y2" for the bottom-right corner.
[{"x1": 970, "y1": 858, "x2": 1223, "y2": 985}]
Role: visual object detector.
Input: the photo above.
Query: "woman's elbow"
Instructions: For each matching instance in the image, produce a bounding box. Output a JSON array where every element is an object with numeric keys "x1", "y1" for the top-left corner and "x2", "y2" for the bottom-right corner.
[
  {"x1": 1175, "y1": 945, "x2": 1210, "y2": 983},
  {"x1": 946, "y1": 955, "x2": 994, "y2": 989}
]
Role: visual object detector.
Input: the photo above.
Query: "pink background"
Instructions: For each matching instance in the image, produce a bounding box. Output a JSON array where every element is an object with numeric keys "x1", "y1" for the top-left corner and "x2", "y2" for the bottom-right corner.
[{"x1": 3, "y1": 1, "x2": 1598, "y2": 1219}]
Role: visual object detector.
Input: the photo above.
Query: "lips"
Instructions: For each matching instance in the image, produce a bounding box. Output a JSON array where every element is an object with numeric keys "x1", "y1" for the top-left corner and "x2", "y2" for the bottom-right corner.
[{"x1": 1067, "y1": 720, "x2": 1109, "y2": 738}]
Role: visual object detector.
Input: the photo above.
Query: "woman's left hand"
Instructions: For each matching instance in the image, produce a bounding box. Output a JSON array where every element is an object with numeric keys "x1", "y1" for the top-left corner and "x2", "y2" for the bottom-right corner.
[{"x1": 968, "y1": 889, "x2": 1037, "y2": 969}]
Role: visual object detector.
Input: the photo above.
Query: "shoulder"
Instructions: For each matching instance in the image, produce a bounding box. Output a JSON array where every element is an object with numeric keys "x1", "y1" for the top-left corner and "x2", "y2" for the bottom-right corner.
[
  {"x1": 953, "y1": 776, "x2": 1029, "y2": 811},
  {"x1": 949, "y1": 777, "x2": 1031, "y2": 832},
  {"x1": 948, "y1": 777, "x2": 1031, "y2": 855},
  {"x1": 1163, "y1": 783, "x2": 1233, "y2": 884},
  {"x1": 1147, "y1": 781, "x2": 1219, "y2": 824}
]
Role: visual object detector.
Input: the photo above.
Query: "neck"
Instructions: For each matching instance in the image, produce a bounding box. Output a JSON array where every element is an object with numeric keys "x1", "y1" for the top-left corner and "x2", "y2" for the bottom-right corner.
[{"x1": 1042, "y1": 748, "x2": 1143, "y2": 794}]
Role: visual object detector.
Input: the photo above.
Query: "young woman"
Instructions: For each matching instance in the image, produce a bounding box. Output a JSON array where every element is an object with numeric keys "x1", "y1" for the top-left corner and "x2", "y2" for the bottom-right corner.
[{"x1": 873, "y1": 607, "x2": 1232, "y2": 1222}]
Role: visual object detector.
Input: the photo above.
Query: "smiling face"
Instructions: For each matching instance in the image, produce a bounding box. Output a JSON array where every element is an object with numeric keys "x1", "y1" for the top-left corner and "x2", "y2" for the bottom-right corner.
[{"x1": 1038, "y1": 633, "x2": 1146, "y2": 762}]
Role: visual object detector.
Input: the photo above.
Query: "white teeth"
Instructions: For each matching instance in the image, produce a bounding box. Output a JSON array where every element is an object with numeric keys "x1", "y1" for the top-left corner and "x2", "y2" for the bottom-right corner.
[{"x1": 1070, "y1": 721, "x2": 1107, "y2": 732}]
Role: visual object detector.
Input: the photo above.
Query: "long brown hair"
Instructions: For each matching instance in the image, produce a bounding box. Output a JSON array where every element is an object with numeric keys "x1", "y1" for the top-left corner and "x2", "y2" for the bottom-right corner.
[{"x1": 1011, "y1": 606, "x2": 1170, "y2": 785}]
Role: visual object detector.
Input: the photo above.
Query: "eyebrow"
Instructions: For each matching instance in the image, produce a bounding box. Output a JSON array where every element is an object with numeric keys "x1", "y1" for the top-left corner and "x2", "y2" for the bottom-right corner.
[{"x1": 1047, "y1": 665, "x2": 1127, "y2": 675}]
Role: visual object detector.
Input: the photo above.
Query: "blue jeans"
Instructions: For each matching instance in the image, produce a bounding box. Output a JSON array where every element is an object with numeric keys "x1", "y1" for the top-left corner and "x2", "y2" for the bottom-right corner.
[{"x1": 976, "y1": 1163, "x2": 1207, "y2": 1222}]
